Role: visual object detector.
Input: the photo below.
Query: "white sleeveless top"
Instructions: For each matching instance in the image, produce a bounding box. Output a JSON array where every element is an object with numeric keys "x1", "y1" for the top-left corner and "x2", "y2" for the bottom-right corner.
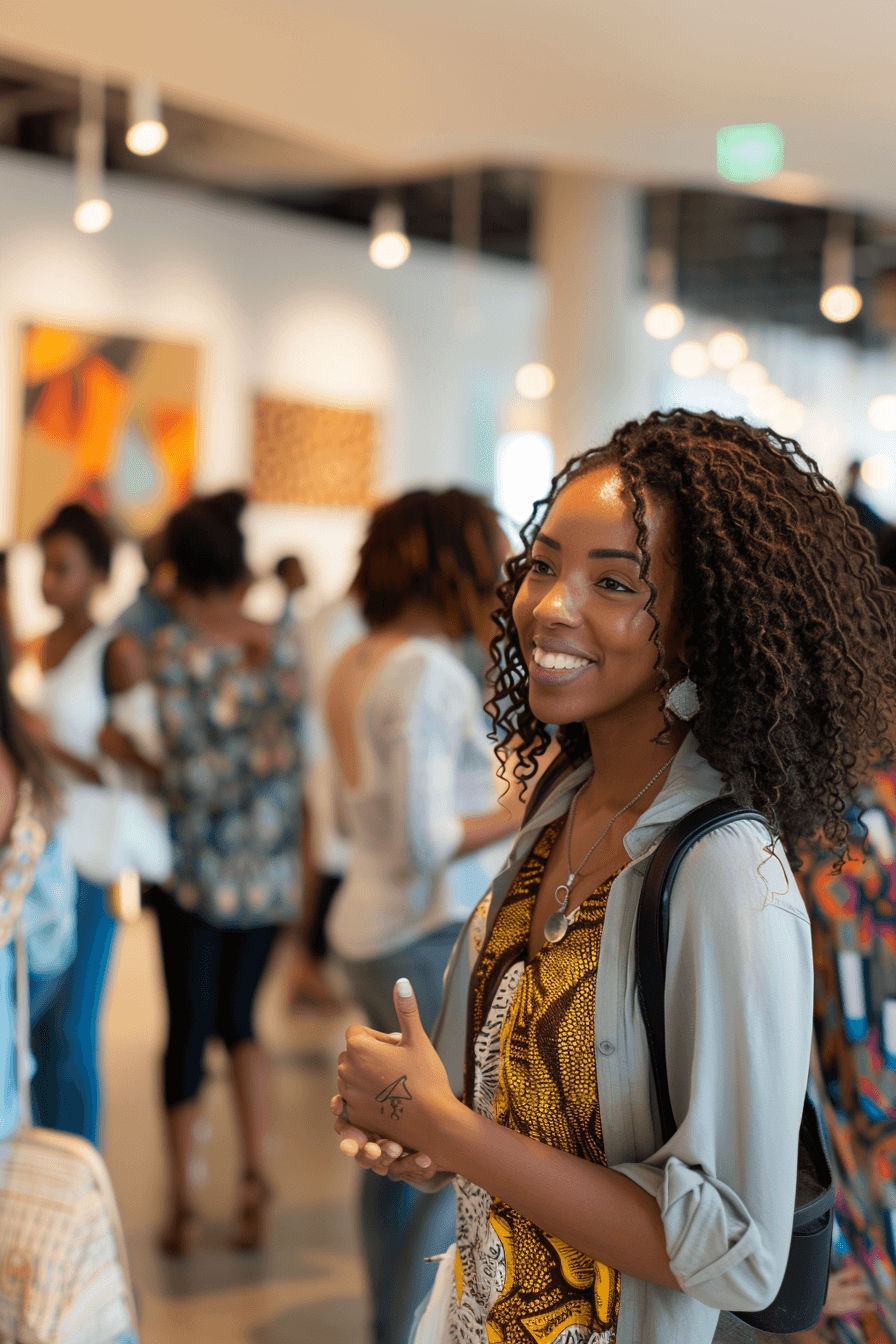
[{"x1": 40, "y1": 625, "x2": 111, "y2": 762}]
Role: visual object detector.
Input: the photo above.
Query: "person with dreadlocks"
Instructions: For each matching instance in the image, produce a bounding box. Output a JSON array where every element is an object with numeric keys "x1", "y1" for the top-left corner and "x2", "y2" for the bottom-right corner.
[
  {"x1": 331, "y1": 410, "x2": 896, "y2": 1344},
  {"x1": 324, "y1": 488, "x2": 522, "y2": 1344}
]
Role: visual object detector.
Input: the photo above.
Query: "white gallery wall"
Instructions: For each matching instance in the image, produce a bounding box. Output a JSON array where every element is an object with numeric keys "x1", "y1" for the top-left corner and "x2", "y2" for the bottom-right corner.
[
  {"x1": 0, "y1": 149, "x2": 545, "y2": 635},
  {"x1": 3, "y1": 147, "x2": 895, "y2": 638}
]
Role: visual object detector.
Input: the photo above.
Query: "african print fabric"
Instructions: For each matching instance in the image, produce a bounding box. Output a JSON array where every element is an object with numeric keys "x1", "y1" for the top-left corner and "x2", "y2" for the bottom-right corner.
[
  {"x1": 448, "y1": 817, "x2": 623, "y2": 1344},
  {"x1": 799, "y1": 766, "x2": 896, "y2": 1343}
]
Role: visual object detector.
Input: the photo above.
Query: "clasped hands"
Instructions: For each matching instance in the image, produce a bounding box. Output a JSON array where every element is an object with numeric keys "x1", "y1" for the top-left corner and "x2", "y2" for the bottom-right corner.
[{"x1": 332, "y1": 977, "x2": 457, "y2": 1183}]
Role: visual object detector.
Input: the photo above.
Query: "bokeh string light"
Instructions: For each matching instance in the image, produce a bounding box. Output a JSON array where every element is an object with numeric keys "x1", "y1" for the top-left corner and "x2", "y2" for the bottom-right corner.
[
  {"x1": 708, "y1": 331, "x2": 748, "y2": 369},
  {"x1": 643, "y1": 302, "x2": 684, "y2": 339},
  {"x1": 868, "y1": 395, "x2": 896, "y2": 432},
  {"x1": 664, "y1": 324, "x2": 804, "y2": 439},
  {"x1": 728, "y1": 361, "x2": 768, "y2": 395},
  {"x1": 515, "y1": 363, "x2": 555, "y2": 400},
  {"x1": 747, "y1": 384, "x2": 787, "y2": 420},
  {"x1": 861, "y1": 454, "x2": 896, "y2": 489},
  {"x1": 670, "y1": 341, "x2": 709, "y2": 378}
]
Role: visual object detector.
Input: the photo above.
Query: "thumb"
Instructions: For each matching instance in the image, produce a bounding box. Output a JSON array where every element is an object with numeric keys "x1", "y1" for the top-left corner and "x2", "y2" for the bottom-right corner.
[{"x1": 394, "y1": 977, "x2": 425, "y2": 1044}]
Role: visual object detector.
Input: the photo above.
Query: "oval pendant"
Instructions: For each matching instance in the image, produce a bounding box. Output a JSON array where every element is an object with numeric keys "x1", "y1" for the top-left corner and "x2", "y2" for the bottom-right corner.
[{"x1": 544, "y1": 911, "x2": 570, "y2": 944}]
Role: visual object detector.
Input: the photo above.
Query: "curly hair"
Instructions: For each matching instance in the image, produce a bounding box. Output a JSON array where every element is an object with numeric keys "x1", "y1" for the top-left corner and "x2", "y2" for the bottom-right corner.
[
  {"x1": 353, "y1": 488, "x2": 506, "y2": 634},
  {"x1": 488, "y1": 409, "x2": 896, "y2": 865}
]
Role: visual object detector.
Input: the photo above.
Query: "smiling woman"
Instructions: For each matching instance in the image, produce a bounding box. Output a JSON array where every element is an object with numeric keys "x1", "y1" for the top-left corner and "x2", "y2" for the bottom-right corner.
[{"x1": 334, "y1": 409, "x2": 896, "y2": 1344}]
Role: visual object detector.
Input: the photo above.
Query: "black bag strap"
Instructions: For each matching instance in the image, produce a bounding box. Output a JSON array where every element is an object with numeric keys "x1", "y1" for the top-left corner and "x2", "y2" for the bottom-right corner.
[{"x1": 635, "y1": 796, "x2": 770, "y2": 1143}]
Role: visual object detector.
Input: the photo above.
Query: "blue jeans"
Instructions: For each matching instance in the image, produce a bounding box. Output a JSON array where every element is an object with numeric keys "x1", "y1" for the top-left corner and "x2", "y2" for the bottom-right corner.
[
  {"x1": 30, "y1": 876, "x2": 117, "y2": 1146},
  {"x1": 344, "y1": 923, "x2": 462, "y2": 1344}
]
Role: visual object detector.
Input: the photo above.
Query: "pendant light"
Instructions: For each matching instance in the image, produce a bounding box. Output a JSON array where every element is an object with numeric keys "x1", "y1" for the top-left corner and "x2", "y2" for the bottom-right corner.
[
  {"x1": 74, "y1": 80, "x2": 111, "y2": 233},
  {"x1": 126, "y1": 77, "x2": 168, "y2": 156}
]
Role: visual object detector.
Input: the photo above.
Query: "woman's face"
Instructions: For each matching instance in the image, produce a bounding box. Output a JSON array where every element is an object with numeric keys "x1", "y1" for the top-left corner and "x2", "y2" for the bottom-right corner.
[
  {"x1": 512, "y1": 466, "x2": 687, "y2": 732},
  {"x1": 41, "y1": 534, "x2": 105, "y2": 614}
]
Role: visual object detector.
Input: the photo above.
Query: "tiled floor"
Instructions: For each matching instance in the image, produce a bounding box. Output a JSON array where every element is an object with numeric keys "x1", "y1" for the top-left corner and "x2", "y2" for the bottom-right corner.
[{"x1": 102, "y1": 912, "x2": 369, "y2": 1344}]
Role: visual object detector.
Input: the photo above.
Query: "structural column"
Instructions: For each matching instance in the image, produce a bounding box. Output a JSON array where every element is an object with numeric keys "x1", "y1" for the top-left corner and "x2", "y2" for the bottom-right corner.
[{"x1": 538, "y1": 173, "x2": 639, "y2": 467}]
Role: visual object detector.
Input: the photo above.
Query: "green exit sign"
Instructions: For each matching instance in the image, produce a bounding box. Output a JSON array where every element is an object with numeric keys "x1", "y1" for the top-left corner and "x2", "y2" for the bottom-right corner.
[{"x1": 717, "y1": 124, "x2": 785, "y2": 183}]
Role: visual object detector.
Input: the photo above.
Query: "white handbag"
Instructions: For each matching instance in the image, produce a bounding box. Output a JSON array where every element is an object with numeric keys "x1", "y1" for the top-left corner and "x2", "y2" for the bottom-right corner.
[
  {"x1": 410, "y1": 1244, "x2": 456, "y2": 1344},
  {"x1": 0, "y1": 792, "x2": 140, "y2": 1344},
  {"x1": 64, "y1": 781, "x2": 172, "y2": 886}
]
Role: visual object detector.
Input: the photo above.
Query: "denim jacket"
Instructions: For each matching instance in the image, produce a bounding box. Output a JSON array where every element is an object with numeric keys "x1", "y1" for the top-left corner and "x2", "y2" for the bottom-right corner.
[{"x1": 433, "y1": 733, "x2": 814, "y2": 1344}]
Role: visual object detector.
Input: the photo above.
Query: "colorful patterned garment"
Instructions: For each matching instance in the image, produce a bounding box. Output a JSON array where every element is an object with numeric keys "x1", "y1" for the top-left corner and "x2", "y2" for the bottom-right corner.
[
  {"x1": 799, "y1": 767, "x2": 896, "y2": 1343},
  {"x1": 449, "y1": 817, "x2": 623, "y2": 1344},
  {"x1": 152, "y1": 620, "x2": 304, "y2": 928}
]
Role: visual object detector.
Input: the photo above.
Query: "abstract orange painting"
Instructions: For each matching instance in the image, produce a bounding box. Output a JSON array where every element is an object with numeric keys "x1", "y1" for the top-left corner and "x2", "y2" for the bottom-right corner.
[{"x1": 16, "y1": 324, "x2": 200, "y2": 538}]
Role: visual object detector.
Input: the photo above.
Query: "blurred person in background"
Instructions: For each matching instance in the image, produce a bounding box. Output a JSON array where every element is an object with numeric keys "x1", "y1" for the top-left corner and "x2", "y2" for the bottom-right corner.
[
  {"x1": 116, "y1": 526, "x2": 177, "y2": 648},
  {"x1": 152, "y1": 490, "x2": 304, "y2": 1258},
  {"x1": 792, "y1": 770, "x2": 896, "y2": 1344},
  {"x1": 275, "y1": 554, "x2": 308, "y2": 605},
  {"x1": 287, "y1": 580, "x2": 365, "y2": 1012},
  {"x1": 325, "y1": 488, "x2": 523, "y2": 1344},
  {"x1": 28, "y1": 503, "x2": 149, "y2": 1146}
]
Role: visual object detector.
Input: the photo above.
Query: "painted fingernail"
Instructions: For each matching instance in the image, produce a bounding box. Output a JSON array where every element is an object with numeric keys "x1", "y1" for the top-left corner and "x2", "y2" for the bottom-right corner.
[
  {"x1": 415, "y1": 1155, "x2": 432, "y2": 1168},
  {"x1": 384, "y1": 1143, "x2": 402, "y2": 1158},
  {"x1": 364, "y1": 1142, "x2": 381, "y2": 1158},
  {"x1": 340, "y1": 1139, "x2": 359, "y2": 1156},
  {"x1": 396, "y1": 978, "x2": 413, "y2": 998}
]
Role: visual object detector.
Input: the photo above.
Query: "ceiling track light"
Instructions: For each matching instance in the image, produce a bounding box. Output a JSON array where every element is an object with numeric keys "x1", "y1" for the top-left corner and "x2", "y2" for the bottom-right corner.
[
  {"x1": 820, "y1": 212, "x2": 862, "y2": 324},
  {"x1": 74, "y1": 79, "x2": 111, "y2": 233},
  {"x1": 369, "y1": 198, "x2": 411, "y2": 269},
  {"x1": 126, "y1": 76, "x2": 168, "y2": 156}
]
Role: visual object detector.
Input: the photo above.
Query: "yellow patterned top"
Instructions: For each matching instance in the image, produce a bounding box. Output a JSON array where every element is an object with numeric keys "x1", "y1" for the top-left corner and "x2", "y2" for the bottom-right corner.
[{"x1": 449, "y1": 817, "x2": 624, "y2": 1344}]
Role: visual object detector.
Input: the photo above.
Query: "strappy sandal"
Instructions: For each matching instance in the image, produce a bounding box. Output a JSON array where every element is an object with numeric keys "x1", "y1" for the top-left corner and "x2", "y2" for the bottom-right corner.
[
  {"x1": 227, "y1": 1170, "x2": 273, "y2": 1252},
  {"x1": 158, "y1": 1203, "x2": 200, "y2": 1258}
]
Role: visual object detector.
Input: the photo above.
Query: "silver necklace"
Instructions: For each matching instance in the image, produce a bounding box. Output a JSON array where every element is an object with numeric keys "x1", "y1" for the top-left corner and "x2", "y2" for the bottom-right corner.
[{"x1": 543, "y1": 757, "x2": 675, "y2": 944}]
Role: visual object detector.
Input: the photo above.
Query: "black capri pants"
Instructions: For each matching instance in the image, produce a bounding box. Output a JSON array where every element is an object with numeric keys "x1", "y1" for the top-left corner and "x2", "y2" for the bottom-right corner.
[{"x1": 155, "y1": 889, "x2": 280, "y2": 1107}]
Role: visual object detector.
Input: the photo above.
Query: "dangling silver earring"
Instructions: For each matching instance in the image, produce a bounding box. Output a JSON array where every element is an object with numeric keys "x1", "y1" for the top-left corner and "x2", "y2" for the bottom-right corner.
[{"x1": 664, "y1": 673, "x2": 700, "y2": 721}]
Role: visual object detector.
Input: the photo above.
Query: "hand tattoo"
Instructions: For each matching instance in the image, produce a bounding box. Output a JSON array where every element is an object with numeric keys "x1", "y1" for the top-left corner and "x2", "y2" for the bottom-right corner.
[{"x1": 376, "y1": 1075, "x2": 412, "y2": 1121}]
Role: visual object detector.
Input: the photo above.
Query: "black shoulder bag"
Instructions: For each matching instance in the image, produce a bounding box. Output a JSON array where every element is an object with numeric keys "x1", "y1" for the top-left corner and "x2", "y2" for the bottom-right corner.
[{"x1": 635, "y1": 797, "x2": 834, "y2": 1335}]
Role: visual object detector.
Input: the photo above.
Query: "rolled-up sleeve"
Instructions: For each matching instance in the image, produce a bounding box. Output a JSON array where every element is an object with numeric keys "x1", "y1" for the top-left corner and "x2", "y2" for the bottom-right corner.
[{"x1": 613, "y1": 821, "x2": 814, "y2": 1312}]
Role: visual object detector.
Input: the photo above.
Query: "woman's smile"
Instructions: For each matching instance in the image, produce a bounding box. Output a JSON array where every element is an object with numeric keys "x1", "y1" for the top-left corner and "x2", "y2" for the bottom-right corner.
[{"x1": 530, "y1": 642, "x2": 596, "y2": 683}]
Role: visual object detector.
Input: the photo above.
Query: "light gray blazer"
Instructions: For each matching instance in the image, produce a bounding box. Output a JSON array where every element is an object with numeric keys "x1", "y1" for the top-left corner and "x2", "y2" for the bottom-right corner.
[{"x1": 433, "y1": 733, "x2": 814, "y2": 1344}]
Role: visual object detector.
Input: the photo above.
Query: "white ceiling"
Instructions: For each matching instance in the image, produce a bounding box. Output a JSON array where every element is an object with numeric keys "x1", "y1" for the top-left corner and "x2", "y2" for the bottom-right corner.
[{"x1": 2, "y1": 0, "x2": 895, "y2": 209}]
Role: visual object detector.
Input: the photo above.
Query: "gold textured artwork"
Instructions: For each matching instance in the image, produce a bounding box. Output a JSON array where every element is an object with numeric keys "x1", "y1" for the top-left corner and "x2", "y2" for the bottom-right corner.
[
  {"x1": 16, "y1": 323, "x2": 199, "y2": 538},
  {"x1": 251, "y1": 397, "x2": 376, "y2": 507}
]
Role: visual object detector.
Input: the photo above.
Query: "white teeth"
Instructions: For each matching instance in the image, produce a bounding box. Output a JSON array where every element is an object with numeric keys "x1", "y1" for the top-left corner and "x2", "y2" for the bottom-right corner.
[{"x1": 532, "y1": 647, "x2": 590, "y2": 671}]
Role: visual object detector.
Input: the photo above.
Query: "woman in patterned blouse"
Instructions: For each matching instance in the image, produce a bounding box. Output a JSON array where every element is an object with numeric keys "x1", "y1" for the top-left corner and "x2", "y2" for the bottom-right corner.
[{"x1": 152, "y1": 491, "x2": 304, "y2": 1258}]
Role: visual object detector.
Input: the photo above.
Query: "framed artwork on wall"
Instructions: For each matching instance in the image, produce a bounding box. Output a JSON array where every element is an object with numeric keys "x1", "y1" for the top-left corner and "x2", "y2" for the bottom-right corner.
[
  {"x1": 251, "y1": 395, "x2": 377, "y2": 507},
  {"x1": 15, "y1": 322, "x2": 201, "y2": 538}
]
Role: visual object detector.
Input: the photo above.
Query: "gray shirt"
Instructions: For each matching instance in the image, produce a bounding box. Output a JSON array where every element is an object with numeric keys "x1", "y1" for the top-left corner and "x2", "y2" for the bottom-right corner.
[{"x1": 433, "y1": 732, "x2": 813, "y2": 1344}]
